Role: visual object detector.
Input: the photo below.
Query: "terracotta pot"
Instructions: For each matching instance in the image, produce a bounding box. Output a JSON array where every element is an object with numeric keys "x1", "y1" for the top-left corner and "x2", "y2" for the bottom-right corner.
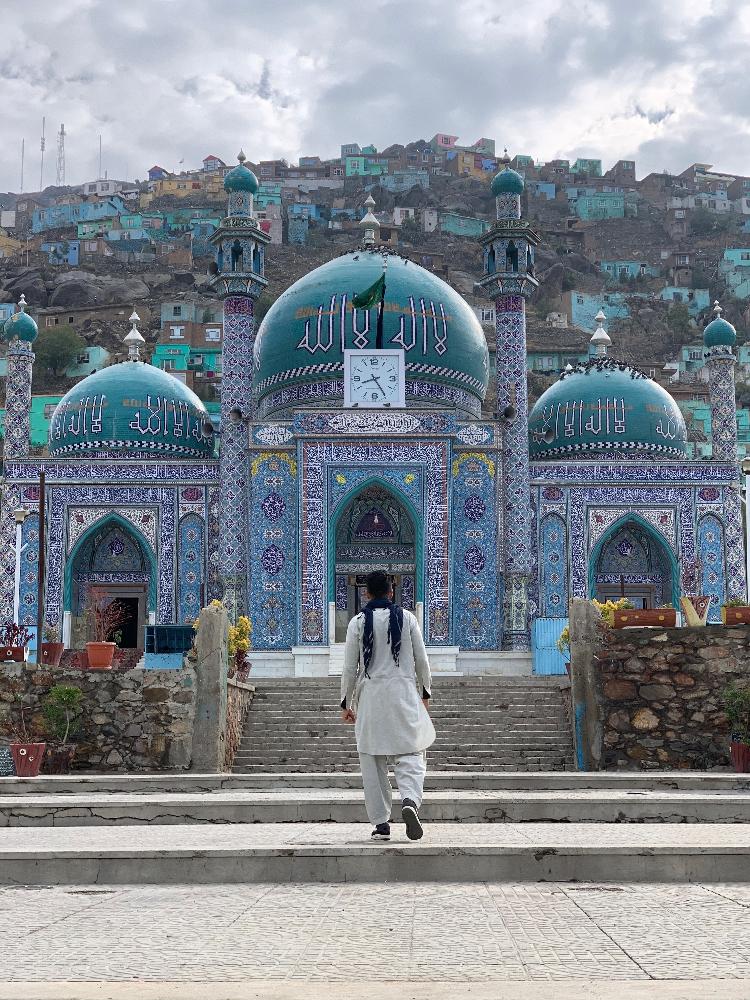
[
  {"x1": 10, "y1": 742, "x2": 46, "y2": 777},
  {"x1": 86, "y1": 641, "x2": 116, "y2": 670},
  {"x1": 730, "y1": 741, "x2": 750, "y2": 773},
  {"x1": 722, "y1": 606, "x2": 750, "y2": 626},
  {"x1": 45, "y1": 745, "x2": 76, "y2": 775},
  {"x1": 612, "y1": 609, "x2": 677, "y2": 629},
  {"x1": 0, "y1": 645, "x2": 26, "y2": 662},
  {"x1": 40, "y1": 641, "x2": 65, "y2": 666},
  {"x1": 680, "y1": 596, "x2": 712, "y2": 627}
]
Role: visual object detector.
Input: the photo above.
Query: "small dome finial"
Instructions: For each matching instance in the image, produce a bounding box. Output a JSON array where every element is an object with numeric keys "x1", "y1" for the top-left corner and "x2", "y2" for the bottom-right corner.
[
  {"x1": 124, "y1": 308, "x2": 145, "y2": 361},
  {"x1": 360, "y1": 195, "x2": 380, "y2": 247},
  {"x1": 237, "y1": 150, "x2": 246, "y2": 164},
  {"x1": 500, "y1": 147, "x2": 510, "y2": 165},
  {"x1": 713, "y1": 300, "x2": 722, "y2": 317},
  {"x1": 18, "y1": 293, "x2": 27, "y2": 312},
  {"x1": 590, "y1": 309, "x2": 612, "y2": 358}
]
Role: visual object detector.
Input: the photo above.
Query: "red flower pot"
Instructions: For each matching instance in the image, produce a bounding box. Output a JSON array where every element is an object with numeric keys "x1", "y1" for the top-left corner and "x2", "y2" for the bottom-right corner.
[
  {"x1": 86, "y1": 641, "x2": 116, "y2": 670},
  {"x1": 0, "y1": 645, "x2": 26, "y2": 662},
  {"x1": 730, "y1": 741, "x2": 750, "y2": 773},
  {"x1": 10, "y1": 742, "x2": 46, "y2": 777},
  {"x1": 40, "y1": 642, "x2": 65, "y2": 667},
  {"x1": 612, "y1": 609, "x2": 677, "y2": 628},
  {"x1": 722, "y1": 606, "x2": 750, "y2": 626}
]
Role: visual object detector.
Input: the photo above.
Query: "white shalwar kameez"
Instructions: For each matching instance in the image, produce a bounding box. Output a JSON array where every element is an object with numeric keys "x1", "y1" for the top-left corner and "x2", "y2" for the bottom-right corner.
[{"x1": 341, "y1": 608, "x2": 436, "y2": 826}]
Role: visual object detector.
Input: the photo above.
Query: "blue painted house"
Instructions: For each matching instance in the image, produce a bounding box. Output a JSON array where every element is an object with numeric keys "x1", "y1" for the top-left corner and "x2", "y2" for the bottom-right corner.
[
  {"x1": 600, "y1": 260, "x2": 660, "y2": 281},
  {"x1": 660, "y1": 287, "x2": 711, "y2": 316}
]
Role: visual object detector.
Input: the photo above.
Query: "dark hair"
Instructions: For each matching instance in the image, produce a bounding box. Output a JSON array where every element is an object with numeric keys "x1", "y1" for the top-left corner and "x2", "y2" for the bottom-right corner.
[{"x1": 365, "y1": 570, "x2": 391, "y2": 599}]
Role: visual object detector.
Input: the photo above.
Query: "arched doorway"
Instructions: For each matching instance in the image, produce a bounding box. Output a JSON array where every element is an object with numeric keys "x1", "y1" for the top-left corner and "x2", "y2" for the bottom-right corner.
[
  {"x1": 589, "y1": 517, "x2": 678, "y2": 609},
  {"x1": 332, "y1": 485, "x2": 417, "y2": 641},
  {"x1": 65, "y1": 516, "x2": 155, "y2": 650}
]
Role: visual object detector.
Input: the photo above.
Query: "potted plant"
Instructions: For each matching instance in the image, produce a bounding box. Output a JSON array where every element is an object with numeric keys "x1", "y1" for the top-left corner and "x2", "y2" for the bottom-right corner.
[
  {"x1": 42, "y1": 684, "x2": 83, "y2": 774},
  {"x1": 0, "y1": 623, "x2": 33, "y2": 663},
  {"x1": 612, "y1": 602, "x2": 677, "y2": 628},
  {"x1": 1, "y1": 705, "x2": 46, "y2": 778},
  {"x1": 40, "y1": 624, "x2": 65, "y2": 667},
  {"x1": 721, "y1": 597, "x2": 750, "y2": 626},
  {"x1": 723, "y1": 684, "x2": 750, "y2": 773},
  {"x1": 84, "y1": 587, "x2": 132, "y2": 671},
  {"x1": 679, "y1": 557, "x2": 712, "y2": 626}
]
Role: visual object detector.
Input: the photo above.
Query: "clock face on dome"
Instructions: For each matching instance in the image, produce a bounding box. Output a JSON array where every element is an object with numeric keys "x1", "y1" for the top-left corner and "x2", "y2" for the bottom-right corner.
[{"x1": 344, "y1": 350, "x2": 405, "y2": 408}]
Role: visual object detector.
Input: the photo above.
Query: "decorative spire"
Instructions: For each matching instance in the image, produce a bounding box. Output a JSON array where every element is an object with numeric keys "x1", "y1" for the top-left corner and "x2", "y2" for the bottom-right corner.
[
  {"x1": 18, "y1": 293, "x2": 27, "y2": 313},
  {"x1": 713, "y1": 300, "x2": 722, "y2": 318},
  {"x1": 590, "y1": 308, "x2": 612, "y2": 358},
  {"x1": 237, "y1": 149, "x2": 246, "y2": 164},
  {"x1": 500, "y1": 147, "x2": 510, "y2": 166},
  {"x1": 124, "y1": 309, "x2": 145, "y2": 361},
  {"x1": 360, "y1": 194, "x2": 380, "y2": 247}
]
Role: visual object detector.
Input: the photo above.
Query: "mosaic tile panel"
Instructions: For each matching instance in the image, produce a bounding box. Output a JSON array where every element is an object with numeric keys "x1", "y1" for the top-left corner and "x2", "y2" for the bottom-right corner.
[
  {"x1": 248, "y1": 451, "x2": 297, "y2": 649},
  {"x1": 178, "y1": 514, "x2": 205, "y2": 624},
  {"x1": 540, "y1": 513, "x2": 568, "y2": 617},
  {"x1": 588, "y1": 507, "x2": 676, "y2": 551},
  {"x1": 451, "y1": 449, "x2": 500, "y2": 648},
  {"x1": 0, "y1": 484, "x2": 22, "y2": 623},
  {"x1": 17, "y1": 514, "x2": 39, "y2": 628},
  {"x1": 698, "y1": 514, "x2": 726, "y2": 621},
  {"x1": 3, "y1": 342, "x2": 33, "y2": 460},
  {"x1": 67, "y1": 507, "x2": 158, "y2": 554},
  {"x1": 707, "y1": 353, "x2": 738, "y2": 463}
]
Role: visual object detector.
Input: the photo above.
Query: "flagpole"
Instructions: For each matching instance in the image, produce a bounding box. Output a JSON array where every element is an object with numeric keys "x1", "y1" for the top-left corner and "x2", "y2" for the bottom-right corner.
[{"x1": 376, "y1": 255, "x2": 387, "y2": 349}]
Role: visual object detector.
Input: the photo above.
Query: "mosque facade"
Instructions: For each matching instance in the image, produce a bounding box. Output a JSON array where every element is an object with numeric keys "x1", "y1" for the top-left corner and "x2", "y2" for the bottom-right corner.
[{"x1": 0, "y1": 154, "x2": 745, "y2": 675}]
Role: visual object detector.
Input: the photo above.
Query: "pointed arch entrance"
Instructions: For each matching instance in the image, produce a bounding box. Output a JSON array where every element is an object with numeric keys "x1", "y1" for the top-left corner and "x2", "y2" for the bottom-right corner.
[
  {"x1": 589, "y1": 515, "x2": 679, "y2": 608},
  {"x1": 64, "y1": 514, "x2": 156, "y2": 649},
  {"x1": 330, "y1": 482, "x2": 419, "y2": 641}
]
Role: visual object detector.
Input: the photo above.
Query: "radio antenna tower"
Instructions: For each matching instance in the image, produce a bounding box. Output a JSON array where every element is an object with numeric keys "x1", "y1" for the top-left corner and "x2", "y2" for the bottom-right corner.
[
  {"x1": 39, "y1": 117, "x2": 46, "y2": 191},
  {"x1": 56, "y1": 123, "x2": 66, "y2": 185},
  {"x1": 20, "y1": 138, "x2": 25, "y2": 192}
]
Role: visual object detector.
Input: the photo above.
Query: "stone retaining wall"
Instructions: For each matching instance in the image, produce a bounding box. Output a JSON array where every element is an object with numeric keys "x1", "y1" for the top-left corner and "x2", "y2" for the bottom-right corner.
[
  {"x1": 596, "y1": 623, "x2": 750, "y2": 769},
  {"x1": 224, "y1": 679, "x2": 254, "y2": 769},
  {"x1": 0, "y1": 662, "x2": 196, "y2": 771}
]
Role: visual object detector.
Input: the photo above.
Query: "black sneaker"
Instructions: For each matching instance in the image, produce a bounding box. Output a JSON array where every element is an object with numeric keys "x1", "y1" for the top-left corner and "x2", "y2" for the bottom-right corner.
[
  {"x1": 401, "y1": 798, "x2": 423, "y2": 841},
  {"x1": 371, "y1": 823, "x2": 390, "y2": 841}
]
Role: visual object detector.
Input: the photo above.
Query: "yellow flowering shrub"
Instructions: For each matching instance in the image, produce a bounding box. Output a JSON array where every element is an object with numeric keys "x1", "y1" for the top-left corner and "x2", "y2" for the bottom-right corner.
[
  {"x1": 228, "y1": 616, "x2": 252, "y2": 659},
  {"x1": 556, "y1": 598, "x2": 633, "y2": 653}
]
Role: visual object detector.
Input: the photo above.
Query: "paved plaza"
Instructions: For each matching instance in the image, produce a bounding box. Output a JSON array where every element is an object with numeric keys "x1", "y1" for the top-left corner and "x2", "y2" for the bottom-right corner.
[{"x1": 2, "y1": 881, "x2": 750, "y2": 996}]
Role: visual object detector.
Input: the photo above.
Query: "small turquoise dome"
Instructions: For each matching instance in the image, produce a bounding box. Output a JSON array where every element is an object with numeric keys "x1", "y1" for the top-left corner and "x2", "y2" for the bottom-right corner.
[
  {"x1": 49, "y1": 362, "x2": 215, "y2": 458},
  {"x1": 224, "y1": 150, "x2": 259, "y2": 195},
  {"x1": 529, "y1": 359, "x2": 687, "y2": 459},
  {"x1": 253, "y1": 250, "x2": 490, "y2": 416},
  {"x1": 704, "y1": 313, "x2": 736, "y2": 348},
  {"x1": 491, "y1": 167, "x2": 524, "y2": 197},
  {"x1": 3, "y1": 307, "x2": 38, "y2": 343}
]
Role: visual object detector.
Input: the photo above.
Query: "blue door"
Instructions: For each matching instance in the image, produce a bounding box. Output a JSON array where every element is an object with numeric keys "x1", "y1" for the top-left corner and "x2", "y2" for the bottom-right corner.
[{"x1": 532, "y1": 617, "x2": 569, "y2": 675}]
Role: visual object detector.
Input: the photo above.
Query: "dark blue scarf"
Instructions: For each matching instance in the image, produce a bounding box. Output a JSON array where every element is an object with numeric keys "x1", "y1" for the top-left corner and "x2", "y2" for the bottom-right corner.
[{"x1": 362, "y1": 597, "x2": 403, "y2": 676}]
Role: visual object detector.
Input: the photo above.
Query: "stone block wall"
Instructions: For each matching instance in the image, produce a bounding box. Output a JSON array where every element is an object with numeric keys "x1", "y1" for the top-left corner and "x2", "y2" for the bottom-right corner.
[
  {"x1": 0, "y1": 662, "x2": 196, "y2": 771},
  {"x1": 597, "y1": 624, "x2": 750, "y2": 769},
  {"x1": 224, "y1": 679, "x2": 254, "y2": 769}
]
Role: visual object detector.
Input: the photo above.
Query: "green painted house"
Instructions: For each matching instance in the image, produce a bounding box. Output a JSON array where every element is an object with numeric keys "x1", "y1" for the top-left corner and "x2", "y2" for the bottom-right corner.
[
  {"x1": 439, "y1": 213, "x2": 490, "y2": 237},
  {"x1": 0, "y1": 395, "x2": 63, "y2": 448}
]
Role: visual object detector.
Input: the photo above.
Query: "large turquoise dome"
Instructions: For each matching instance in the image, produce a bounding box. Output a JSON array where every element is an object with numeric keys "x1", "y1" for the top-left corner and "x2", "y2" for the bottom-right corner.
[
  {"x1": 49, "y1": 362, "x2": 215, "y2": 458},
  {"x1": 529, "y1": 359, "x2": 688, "y2": 459},
  {"x1": 253, "y1": 250, "x2": 490, "y2": 416}
]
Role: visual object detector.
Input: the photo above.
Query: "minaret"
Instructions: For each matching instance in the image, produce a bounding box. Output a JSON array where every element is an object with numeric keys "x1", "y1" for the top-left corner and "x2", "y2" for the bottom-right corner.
[
  {"x1": 210, "y1": 151, "x2": 270, "y2": 617},
  {"x1": 478, "y1": 154, "x2": 540, "y2": 651},
  {"x1": 2, "y1": 294, "x2": 38, "y2": 459},
  {"x1": 704, "y1": 301, "x2": 738, "y2": 462}
]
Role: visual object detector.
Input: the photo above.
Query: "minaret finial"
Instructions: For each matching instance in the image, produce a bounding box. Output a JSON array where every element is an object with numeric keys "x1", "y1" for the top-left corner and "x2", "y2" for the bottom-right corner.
[
  {"x1": 124, "y1": 308, "x2": 145, "y2": 361},
  {"x1": 590, "y1": 308, "x2": 611, "y2": 358},
  {"x1": 237, "y1": 149, "x2": 246, "y2": 164},
  {"x1": 360, "y1": 194, "x2": 380, "y2": 247},
  {"x1": 713, "y1": 300, "x2": 722, "y2": 317},
  {"x1": 18, "y1": 293, "x2": 27, "y2": 312}
]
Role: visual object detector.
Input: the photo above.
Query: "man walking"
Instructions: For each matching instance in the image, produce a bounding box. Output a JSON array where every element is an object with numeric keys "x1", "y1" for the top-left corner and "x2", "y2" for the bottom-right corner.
[{"x1": 340, "y1": 570, "x2": 435, "y2": 841}]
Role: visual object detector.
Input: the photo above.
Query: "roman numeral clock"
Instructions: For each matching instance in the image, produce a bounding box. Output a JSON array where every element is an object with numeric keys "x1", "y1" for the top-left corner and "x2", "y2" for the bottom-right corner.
[{"x1": 344, "y1": 349, "x2": 405, "y2": 408}]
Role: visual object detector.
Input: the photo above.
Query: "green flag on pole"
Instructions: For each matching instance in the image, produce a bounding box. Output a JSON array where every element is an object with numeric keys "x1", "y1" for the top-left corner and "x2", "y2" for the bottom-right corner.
[{"x1": 352, "y1": 273, "x2": 385, "y2": 310}]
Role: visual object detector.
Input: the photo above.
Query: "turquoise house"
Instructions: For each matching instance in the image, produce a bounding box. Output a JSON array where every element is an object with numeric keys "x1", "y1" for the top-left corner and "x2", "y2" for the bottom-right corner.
[
  {"x1": 439, "y1": 213, "x2": 490, "y2": 237},
  {"x1": 572, "y1": 192, "x2": 628, "y2": 220},
  {"x1": 600, "y1": 260, "x2": 660, "y2": 281},
  {"x1": 719, "y1": 249, "x2": 750, "y2": 299},
  {"x1": 571, "y1": 158, "x2": 602, "y2": 177},
  {"x1": 66, "y1": 345, "x2": 110, "y2": 378},
  {"x1": 0, "y1": 395, "x2": 63, "y2": 448},
  {"x1": 527, "y1": 348, "x2": 587, "y2": 373},
  {"x1": 660, "y1": 287, "x2": 710, "y2": 316},
  {"x1": 256, "y1": 183, "x2": 282, "y2": 208},
  {"x1": 567, "y1": 290, "x2": 646, "y2": 331},
  {"x1": 152, "y1": 343, "x2": 190, "y2": 377}
]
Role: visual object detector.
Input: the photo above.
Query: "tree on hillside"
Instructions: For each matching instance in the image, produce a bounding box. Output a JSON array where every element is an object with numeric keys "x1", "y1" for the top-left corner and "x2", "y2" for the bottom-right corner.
[
  {"x1": 666, "y1": 303, "x2": 692, "y2": 342},
  {"x1": 33, "y1": 326, "x2": 85, "y2": 377},
  {"x1": 689, "y1": 207, "x2": 733, "y2": 237}
]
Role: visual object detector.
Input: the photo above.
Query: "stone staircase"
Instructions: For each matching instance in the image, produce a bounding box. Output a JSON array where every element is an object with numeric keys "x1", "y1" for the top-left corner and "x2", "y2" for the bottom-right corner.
[{"x1": 233, "y1": 676, "x2": 574, "y2": 773}]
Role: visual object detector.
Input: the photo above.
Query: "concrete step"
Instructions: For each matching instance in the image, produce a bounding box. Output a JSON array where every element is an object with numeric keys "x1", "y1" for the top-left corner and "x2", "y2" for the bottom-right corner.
[
  {"x1": 1, "y1": 822, "x2": 747, "y2": 884},
  {"x1": 3, "y1": 788, "x2": 750, "y2": 827},
  {"x1": 2, "y1": 772, "x2": 746, "y2": 794}
]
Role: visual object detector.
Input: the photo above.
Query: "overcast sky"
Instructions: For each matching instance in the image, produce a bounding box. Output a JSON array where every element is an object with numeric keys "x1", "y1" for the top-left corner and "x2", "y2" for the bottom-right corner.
[{"x1": 1, "y1": 0, "x2": 748, "y2": 192}]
